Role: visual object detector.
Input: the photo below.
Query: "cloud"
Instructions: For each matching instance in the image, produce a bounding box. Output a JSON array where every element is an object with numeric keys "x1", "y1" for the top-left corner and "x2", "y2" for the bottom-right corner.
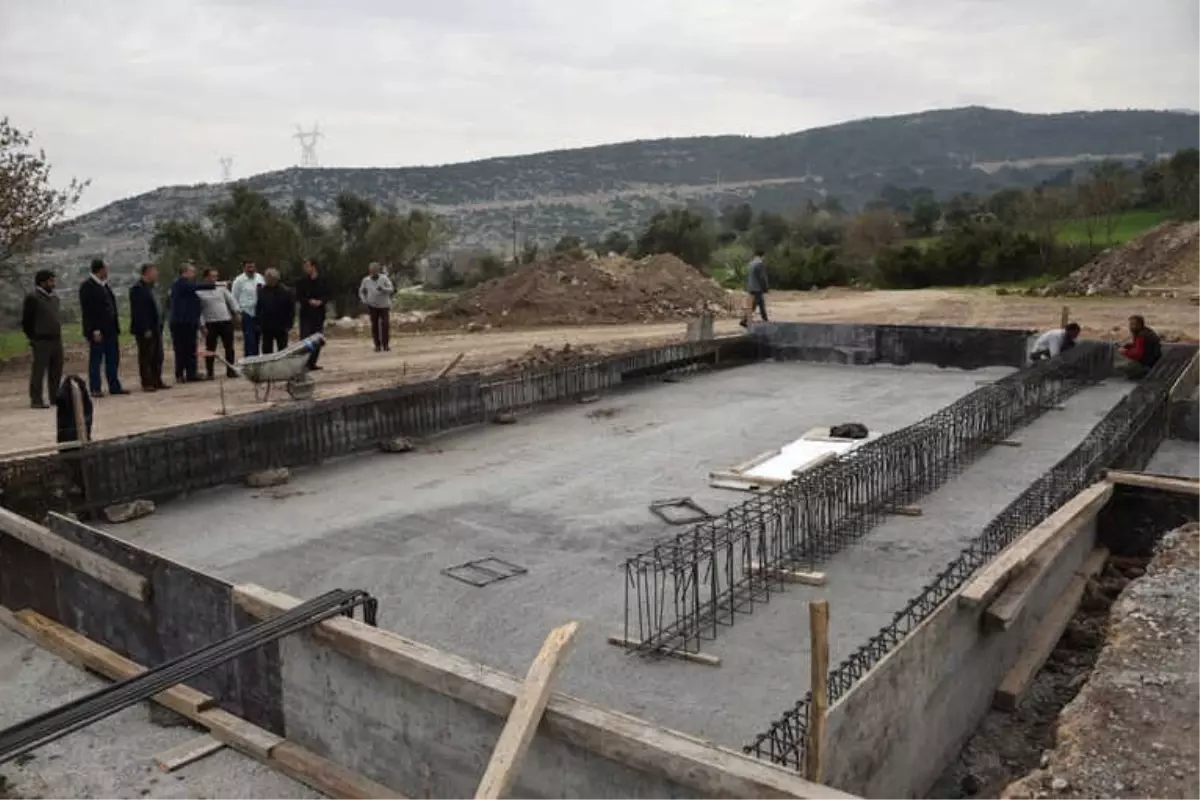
[{"x1": 1, "y1": 0, "x2": 1195, "y2": 212}]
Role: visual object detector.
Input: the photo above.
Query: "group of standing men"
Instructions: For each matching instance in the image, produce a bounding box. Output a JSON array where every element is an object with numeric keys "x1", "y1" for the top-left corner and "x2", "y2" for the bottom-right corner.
[{"x1": 21, "y1": 257, "x2": 335, "y2": 407}]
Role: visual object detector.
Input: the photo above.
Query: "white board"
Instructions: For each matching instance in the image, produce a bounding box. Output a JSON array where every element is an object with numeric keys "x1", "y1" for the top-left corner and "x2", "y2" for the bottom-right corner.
[{"x1": 712, "y1": 426, "x2": 882, "y2": 491}]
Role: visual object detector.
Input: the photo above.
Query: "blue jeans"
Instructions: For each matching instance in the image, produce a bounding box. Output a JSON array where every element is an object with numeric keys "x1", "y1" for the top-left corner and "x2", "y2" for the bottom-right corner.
[
  {"x1": 87, "y1": 337, "x2": 122, "y2": 394},
  {"x1": 242, "y1": 314, "x2": 260, "y2": 358}
]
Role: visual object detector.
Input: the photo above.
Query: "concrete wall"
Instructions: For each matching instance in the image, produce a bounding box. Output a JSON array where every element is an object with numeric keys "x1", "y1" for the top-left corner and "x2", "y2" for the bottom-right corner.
[
  {"x1": 819, "y1": 516, "x2": 1098, "y2": 798},
  {"x1": 0, "y1": 513, "x2": 282, "y2": 731},
  {"x1": 757, "y1": 322, "x2": 1032, "y2": 370}
]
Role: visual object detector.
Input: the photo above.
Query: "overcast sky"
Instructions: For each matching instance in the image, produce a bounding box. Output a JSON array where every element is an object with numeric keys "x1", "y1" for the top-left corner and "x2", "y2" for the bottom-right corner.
[{"x1": 3, "y1": 0, "x2": 1197, "y2": 213}]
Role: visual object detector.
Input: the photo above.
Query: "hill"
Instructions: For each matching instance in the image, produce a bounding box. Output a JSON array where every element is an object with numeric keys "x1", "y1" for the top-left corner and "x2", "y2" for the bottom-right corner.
[{"x1": 21, "y1": 106, "x2": 1200, "y2": 287}]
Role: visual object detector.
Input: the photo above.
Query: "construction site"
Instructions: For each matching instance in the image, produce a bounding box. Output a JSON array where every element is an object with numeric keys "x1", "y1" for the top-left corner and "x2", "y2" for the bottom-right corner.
[{"x1": 0, "y1": 297, "x2": 1197, "y2": 798}]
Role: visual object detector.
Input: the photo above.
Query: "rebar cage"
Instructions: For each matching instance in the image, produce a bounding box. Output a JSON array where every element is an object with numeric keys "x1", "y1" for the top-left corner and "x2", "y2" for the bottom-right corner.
[{"x1": 741, "y1": 344, "x2": 1196, "y2": 770}]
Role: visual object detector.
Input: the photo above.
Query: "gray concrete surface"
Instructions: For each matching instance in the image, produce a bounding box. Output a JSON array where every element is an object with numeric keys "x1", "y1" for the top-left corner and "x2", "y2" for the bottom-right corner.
[
  {"x1": 0, "y1": 626, "x2": 315, "y2": 799},
  {"x1": 106, "y1": 362, "x2": 1131, "y2": 749},
  {"x1": 1145, "y1": 438, "x2": 1199, "y2": 478}
]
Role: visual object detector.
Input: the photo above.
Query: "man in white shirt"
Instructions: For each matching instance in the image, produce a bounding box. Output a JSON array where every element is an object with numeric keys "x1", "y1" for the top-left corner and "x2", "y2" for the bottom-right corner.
[
  {"x1": 198, "y1": 267, "x2": 241, "y2": 379},
  {"x1": 358, "y1": 262, "x2": 395, "y2": 352},
  {"x1": 1030, "y1": 322, "x2": 1080, "y2": 361},
  {"x1": 230, "y1": 260, "x2": 265, "y2": 357}
]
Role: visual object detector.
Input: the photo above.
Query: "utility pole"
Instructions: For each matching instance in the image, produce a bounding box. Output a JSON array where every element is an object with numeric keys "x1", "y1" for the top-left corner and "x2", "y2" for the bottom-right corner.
[
  {"x1": 293, "y1": 123, "x2": 323, "y2": 168},
  {"x1": 218, "y1": 156, "x2": 233, "y2": 182}
]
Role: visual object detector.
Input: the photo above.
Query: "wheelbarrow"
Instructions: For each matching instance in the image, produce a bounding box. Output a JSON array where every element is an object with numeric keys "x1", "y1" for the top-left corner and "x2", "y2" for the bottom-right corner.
[{"x1": 227, "y1": 334, "x2": 325, "y2": 402}]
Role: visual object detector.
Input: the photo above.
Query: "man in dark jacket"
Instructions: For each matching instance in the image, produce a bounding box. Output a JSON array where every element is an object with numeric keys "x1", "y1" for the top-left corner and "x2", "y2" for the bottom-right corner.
[
  {"x1": 78, "y1": 258, "x2": 126, "y2": 397},
  {"x1": 129, "y1": 263, "x2": 169, "y2": 391},
  {"x1": 740, "y1": 250, "x2": 769, "y2": 327},
  {"x1": 167, "y1": 262, "x2": 215, "y2": 383},
  {"x1": 295, "y1": 259, "x2": 331, "y2": 369},
  {"x1": 22, "y1": 269, "x2": 64, "y2": 409},
  {"x1": 256, "y1": 268, "x2": 295, "y2": 354}
]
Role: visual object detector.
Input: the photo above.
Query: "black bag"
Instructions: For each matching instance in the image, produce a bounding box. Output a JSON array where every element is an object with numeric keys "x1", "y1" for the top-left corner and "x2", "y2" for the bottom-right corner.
[{"x1": 830, "y1": 422, "x2": 868, "y2": 439}]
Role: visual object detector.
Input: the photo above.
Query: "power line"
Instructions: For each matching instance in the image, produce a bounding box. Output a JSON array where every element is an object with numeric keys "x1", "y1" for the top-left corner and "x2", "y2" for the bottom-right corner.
[{"x1": 293, "y1": 123, "x2": 323, "y2": 168}]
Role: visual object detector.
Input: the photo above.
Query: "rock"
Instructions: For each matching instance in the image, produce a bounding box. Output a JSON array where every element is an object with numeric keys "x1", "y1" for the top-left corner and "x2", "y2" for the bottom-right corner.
[
  {"x1": 1040, "y1": 752, "x2": 1051, "y2": 768},
  {"x1": 103, "y1": 499, "x2": 156, "y2": 524},
  {"x1": 492, "y1": 412, "x2": 518, "y2": 425},
  {"x1": 465, "y1": 322, "x2": 485, "y2": 332},
  {"x1": 245, "y1": 467, "x2": 290, "y2": 488},
  {"x1": 960, "y1": 773, "x2": 981, "y2": 795},
  {"x1": 333, "y1": 316, "x2": 356, "y2": 330},
  {"x1": 379, "y1": 436, "x2": 414, "y2": 453},
  {"x1": 577, "y1": 394, "x2": 601, "y2": 404},
  {"x1": 1050, "y1": 777, "x2": 1069, "y2": 791}
]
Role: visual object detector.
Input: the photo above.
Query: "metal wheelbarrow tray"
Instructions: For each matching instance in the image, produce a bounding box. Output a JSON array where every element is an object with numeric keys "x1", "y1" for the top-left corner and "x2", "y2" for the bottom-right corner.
[{"x1": 236, "y1": 334, "x2": 325, "y2": 401}]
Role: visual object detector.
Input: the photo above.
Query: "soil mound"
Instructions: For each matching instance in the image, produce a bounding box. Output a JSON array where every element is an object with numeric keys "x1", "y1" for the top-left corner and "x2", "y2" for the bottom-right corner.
[
  {"x1": 1047, "y1": 220, "x2": 1199, "y2": 296},
  {"x1": 501, "y1": 343, "x2": 601, "y2": 372},
  {"x1": 436, "y1": 254, "x2": 732, "y2": 326}
]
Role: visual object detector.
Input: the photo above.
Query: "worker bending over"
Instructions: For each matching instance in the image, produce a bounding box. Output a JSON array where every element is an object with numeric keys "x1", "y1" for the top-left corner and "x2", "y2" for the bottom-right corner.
[
  {"x1": 1030, "y1": 322, "x2": 1081, "y2": 361},
  {"x1": 1116, "y1": 314, "x2": 1161, "y2": 379}
]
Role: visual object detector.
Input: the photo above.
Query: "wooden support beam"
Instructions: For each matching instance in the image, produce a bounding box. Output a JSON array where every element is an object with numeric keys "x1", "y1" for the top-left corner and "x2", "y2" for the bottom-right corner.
[
  {"x1": 476, "y1": 622, "x2": 579, "y2": 799},
  {"x1": 232, "y1": 585, "x2": 844, "y2": 800},
  {"x1": 959, "y1": 482, "x2": 1112, "y2": 610},
  {"x1": 4, "y1": 609, "x2": 401, "y2": 799},
  {"x1": 436, "y1": 352, "x2": 465, "y2": 380},
  {"x1": 749, "y1": 563, "x2": 827, "y2": 586},
  {"x1": 1105, "y1": 470, "x2": 1200, "y2": 496},
  {"x1": 0, "y1": 507, "x2": 150, "y2": 602},
  {"x1": 604, "y1": 635, "x2": 721, "y2": 667},
  {"x1": 989, "y1": 439, "x2": 1022, "y2": 447},
  {"x1": 1169, "y1": 351, "x2": 1199, "y2": 402},
  {"x1": 154, "y1": 735, "x2": 225, "y2": 772},
  {"x1": 805, "y1": 600, "x2": 829, "y2": 784},
  {"x1": 1060, "y1": 305, "x2": 1070, "y2": 328},
  {"x1": 887, "y1": 504, "x2": 923, "y2": 517},
  {"x1": 983, "y1": 521, "x2": 1098, "y2": 633},
  {"x1": 993, "y1": 547, "x2": 1108, "y2": 712}
]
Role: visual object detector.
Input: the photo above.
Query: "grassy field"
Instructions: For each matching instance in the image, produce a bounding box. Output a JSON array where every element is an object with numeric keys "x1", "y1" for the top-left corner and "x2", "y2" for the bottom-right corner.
[
  {"x1": 0, "y1": 329, "x2": 25, "y2": 362},
  {"x1": 1057, "y1": 208, "x2": 1171, "y2": 246}
]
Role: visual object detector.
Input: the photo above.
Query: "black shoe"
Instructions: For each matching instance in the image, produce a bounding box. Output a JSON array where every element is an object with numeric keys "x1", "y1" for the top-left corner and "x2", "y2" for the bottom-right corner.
[
  {"x1": 110, "y1": 388, "x2": 130, "y2": 395},
  {"x1": 30, "y1": 401, "x2": 49, "y2": 409},
  {"x1": 374, "y1": 346, "x2": 381, "y2": 353},
  {"x1": 738, "y1": 318, "x2": 748, "y2": 328},
  {"x1": 383, "y1": 346, "x2": 390, "y2": 352},
  {"x1": 309, "y1": 365, "x2": 323, "y2": 371},
  {"x1": 90, "y1": 390, "x2": 105, "y2": 398}
]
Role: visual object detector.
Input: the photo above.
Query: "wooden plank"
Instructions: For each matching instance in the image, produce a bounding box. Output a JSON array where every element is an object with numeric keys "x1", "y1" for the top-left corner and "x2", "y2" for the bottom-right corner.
[
  {"x1": 1105, "y1": 470, "x2": 1200, "y2": 496},
  {"x1": 604, "y1": 635, "x2": 721, "y2": 667},
  {"x1": 233, "y1": 585, "x2": 840, "y2": 799},
  {"x1": 0, "y1": 439, "x2": 87, "y2": 461},
  {"x1": 476, "y1": 622, "x2": 580, "y2": 799},
  {"x1": 805, "y1": 600, "x2": 829, "y2": 784},
  {"x1": 436, "y1": 352, "x2": 465, "y2": 380},
  {"x1": 12, "y1": 608, "x2": 213, "y2": 714},
  {"x1": 959, "y1": 482, "x2": 1112, "y2": 610},
  {"x1": 154, "y1": 735, "x2": 225, "y2": 772},
  {"x1": 983, "y1": 519, "x2": 1092, "y2": 632},
  {"x1": 6, "y1": 609, "x2": 400, "y2": 799},
  {"x1": 887, "y1": 504, "x2": 923, "y2": 517},
  {"x1": 0, "y1": 507, "x2": 150, "y2": 602},
  {"x1": 1169, "y1": 351, "x2": 1199, "y2": 402},
  {"x1": 749, "y1": 563, "x2": 827, "y2": 586},
  {"x1": 69, "y1": 380, "x2": 90, "y2": 444},
  {"x1": 992, "y1": 549, "x2": 1108, "y2": 712}
]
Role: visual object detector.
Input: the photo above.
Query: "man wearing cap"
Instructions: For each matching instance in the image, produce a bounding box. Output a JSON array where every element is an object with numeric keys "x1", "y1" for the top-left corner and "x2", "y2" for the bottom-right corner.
[{"x1": 21, "y1": 269, "x2": 64, "y2": 409}]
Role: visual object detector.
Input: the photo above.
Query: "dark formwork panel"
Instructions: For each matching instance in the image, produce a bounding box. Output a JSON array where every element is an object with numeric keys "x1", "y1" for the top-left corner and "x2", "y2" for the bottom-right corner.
[{"x1": 0, "y1": 515, "x2": 283, "y2": 733}]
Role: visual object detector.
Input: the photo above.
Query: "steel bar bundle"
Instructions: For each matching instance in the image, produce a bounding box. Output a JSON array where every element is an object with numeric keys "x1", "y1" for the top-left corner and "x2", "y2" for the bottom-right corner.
[
  {"x1": 743, "y1": 345, "x2": 1196, "y2": 770},
  {"x1": 0, "y1": 588, "x2": 378, "y2": 765}
]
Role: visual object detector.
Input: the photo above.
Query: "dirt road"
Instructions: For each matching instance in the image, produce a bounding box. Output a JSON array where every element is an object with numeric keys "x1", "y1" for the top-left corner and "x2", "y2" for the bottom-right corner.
[{"x1": 0, "y1": 288, "x2": 1193, "y2": 455}]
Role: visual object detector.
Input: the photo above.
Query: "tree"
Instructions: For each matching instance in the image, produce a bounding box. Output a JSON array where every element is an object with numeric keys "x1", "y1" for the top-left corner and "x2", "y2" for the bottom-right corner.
[
  {"x1": 600, "y1": 230, "x2": 632, "y2": 255},
  {"x1": 1165, "y1": 148, "x2": 1199, "y2": 218},
  {"x1": 908, "y1": 196, "x2": 941, "y2": 237},
  {"x1": 749, "y1": 211, "x2": 790, "y2": 251},
  {"x1": 720, "y1": 202, "x2": 754, "y2": 233},
  {"x1": 0, "y1": 118, "x2": 88, "y2": 278},
  {"x1": 1087, "y1": 162, "x2": 1134, "y2": 243},
  {"x1": 843, "y1": 208, "x2": 902, "y2": 265},
  {"x1": 635, "y1": 208, "x2": 716, "y2": 267},
  {"x1": 553, "y1": 234, "x2": 585, "y2": 259},
  {"x1": 1019, "y1": 186, "x2": 1069, "y2": 271}
]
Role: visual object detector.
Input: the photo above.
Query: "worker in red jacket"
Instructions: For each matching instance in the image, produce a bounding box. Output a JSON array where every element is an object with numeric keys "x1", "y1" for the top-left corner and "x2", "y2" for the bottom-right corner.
[{"x1": 1117, "y1": 314, "x2": 1161, "y2": 379}]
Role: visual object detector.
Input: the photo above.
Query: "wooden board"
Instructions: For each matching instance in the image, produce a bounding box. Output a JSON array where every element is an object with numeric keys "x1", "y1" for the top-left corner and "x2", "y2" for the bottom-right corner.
[
  {"x1": 154, "y1": 735, "x2": 225, "y2": 772},
  {"x1": 749, "y1": 563, "x2": 827, "y2": 586},
  {"x1": 805, "y1": 600, "x2": 829, "y2": 783},
  {"x1": 959, "y1": 482, "x2": 1112, "y2": 610},
  {"x1": 604, "y1": 635, "x2": 721, "y2": 667},
  {"x1": 1169, "y1": 350, "x2": 1199, "y2": 402},
  {"x1": 0, "y1": 507, "x2": 149, "y2": 602},
  {"x1": 6, "y1": 608, "x2": 400, "y2": 799},
  {"x1": 887, "y1": 504, "x2": 923, "y2": 517},
  {"x1": 1105, "y1": 470, "x2": 1200, "y2": 496},
  {"x1": 476, "y1": 622, "x2": 579, "y2": 799},
  {"x1": 992, "y1": 547, "x2": 1108, "y2": 711},
  {"x1": 232, "y1": 585, "x2": 841, "y2": 799}
]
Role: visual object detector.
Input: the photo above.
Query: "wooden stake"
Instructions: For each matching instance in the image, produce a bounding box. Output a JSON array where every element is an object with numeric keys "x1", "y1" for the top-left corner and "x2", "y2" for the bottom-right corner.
[
  {"x1": 154, "y1": 734, "x2": 225, "y2": 771},
  {"x1": 475, "y1": 622, "x2": 580, "y2": 799},
  {"x1": 749, "y1": 563, "x2": 827, "y2": 586},
  {"x1": 1060, "y1": 305, "x2": 1069, "y2": 328},
  {"x1": 604, "y1": 635, "x2": 721, "y2": 667},
  {"x1": 805, "y1": 600, "x2": 829, "y2": 784},
  {"x1": 436, "y1": 352, "x2": 465, "y2": 380},
  {"x1": 69, "y1": 379, "x2": 89, "y2": 444}
]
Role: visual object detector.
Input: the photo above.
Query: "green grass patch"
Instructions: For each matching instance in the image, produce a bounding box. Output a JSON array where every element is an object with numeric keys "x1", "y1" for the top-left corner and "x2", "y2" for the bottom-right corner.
[
  {"x1": 0, "y1": 329, "x2": 26, "y2": 361},
  {"x1": 393, "y1": 289, "x2": 458, "y2": 312},
  {"x1": 1057, "y1": 208, "x2": 1171, "y2": 246}
]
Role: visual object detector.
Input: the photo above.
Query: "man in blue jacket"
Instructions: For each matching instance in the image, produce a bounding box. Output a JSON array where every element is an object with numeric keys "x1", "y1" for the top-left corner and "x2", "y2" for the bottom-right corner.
[
  {"x1": 167, "y1": 262, "x2": 215, "y2": 383},
  {"x1": 129, "y1": 263, "x2": 169, "y2": 391}
]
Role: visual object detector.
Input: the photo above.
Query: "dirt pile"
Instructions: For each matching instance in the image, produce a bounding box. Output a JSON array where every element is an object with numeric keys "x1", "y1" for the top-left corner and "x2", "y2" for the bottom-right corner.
[
  {"x1": 436, "y1": 254, "x2": 732, "y2": 326},
  {"x1": 1047, "y1": 220, "x2": 1199, "y2": 296},
  {"x1": 501, "y1": 343, "x2": 601, "y2": 371}
]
